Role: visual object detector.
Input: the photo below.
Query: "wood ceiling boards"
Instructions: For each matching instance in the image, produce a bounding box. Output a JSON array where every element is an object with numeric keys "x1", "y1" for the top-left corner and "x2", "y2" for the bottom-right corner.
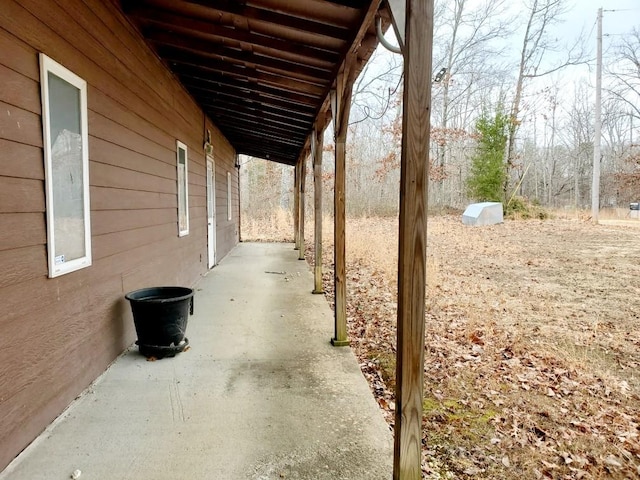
[{"x1": 121, "y1": 0, "x2": 382, "y2": 165}]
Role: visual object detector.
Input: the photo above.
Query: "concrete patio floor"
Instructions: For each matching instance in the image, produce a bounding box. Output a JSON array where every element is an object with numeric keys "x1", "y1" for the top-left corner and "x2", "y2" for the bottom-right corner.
[{"x1": 0, "y1": 243, "x2": 393, "y2": 480}]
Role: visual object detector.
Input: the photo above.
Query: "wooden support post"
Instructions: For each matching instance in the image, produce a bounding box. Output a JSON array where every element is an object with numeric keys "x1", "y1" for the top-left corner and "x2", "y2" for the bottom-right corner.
[
  {"x1": 332, "y1": 129, "x2": 348, "y2": 346},
  {"x1": 331, "y1": 62, "x2": 356, "y2": 347},
  {"x1": 298, "y1": 154, "x2": 307, "y2": 260},
  {"x1": 293, "y1": 162, "x2": 300, "y2": 249},
  {"x1": 312, "y1": 125, "x2": 325, "y2": 294},
  {"x1": 393, "y1": 0, "x2": 434, "y2": 479},
  {"x1": 236, "y1": 154, "x2": 242, "y2": 242}
]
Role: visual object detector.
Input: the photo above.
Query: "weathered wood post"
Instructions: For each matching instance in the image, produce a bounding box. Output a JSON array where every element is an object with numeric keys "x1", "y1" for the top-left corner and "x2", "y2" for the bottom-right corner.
[
  {"x1": 298, "y1": 153, "x2": 307, "y2": 260},
  {"x1": 312, "y1": 124, "x2": 325, "y2": 293},
  {"x1": 293, "y1": 161, "x2": 300, "y2": 250},
  {"x1": 393, "y1": 0, "x2": 434, "y2": 478},
  {"x1": 331, "y1": 61, "x2": 356, "y2": 347}
]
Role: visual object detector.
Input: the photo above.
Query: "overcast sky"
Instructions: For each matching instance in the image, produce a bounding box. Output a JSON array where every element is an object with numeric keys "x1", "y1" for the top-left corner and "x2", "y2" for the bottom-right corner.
[
  {"x1": 565, "y1": 0, "x2": 639, "y2": 37},
  {"x1": 365, "y1": 0, "x2": 639, "y2": 117},
  {"x1": 544, "y1": 1, "x2": 638, "y2": 85},
  {"x1": 553, "y1": 0, "x2": 638, "y2": 58}
]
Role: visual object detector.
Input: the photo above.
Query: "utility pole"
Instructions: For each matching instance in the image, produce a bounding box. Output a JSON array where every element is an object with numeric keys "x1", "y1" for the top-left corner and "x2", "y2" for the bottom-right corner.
[{"x1": 591, "y1": 7, "x2": 602, "y2": 223}]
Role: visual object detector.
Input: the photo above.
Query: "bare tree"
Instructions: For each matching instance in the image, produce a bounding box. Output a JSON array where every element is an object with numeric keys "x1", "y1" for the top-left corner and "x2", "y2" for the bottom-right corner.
[
  {"x1": 431, "y1": 0, "x2": 513, "y2": 206},
  {"x1": 558, "y1": 80, "x2": 594, "y2": 209},
  {"x1": 504, "y1": 0, "x2": 587, "y2": 194},
  {"x1": 607, "y1": 27, "x2": 640, "y2": 122},
  {"x1": 600, "y1": 96, "x2": 639, "y2": 205}
]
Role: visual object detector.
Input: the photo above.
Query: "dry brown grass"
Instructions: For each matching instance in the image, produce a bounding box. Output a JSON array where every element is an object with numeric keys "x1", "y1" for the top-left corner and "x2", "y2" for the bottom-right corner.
[
  {"x1": 347, "y1": 216, "x2": 640, "y2": 479},
  {"x1": 241, "y1": 208, "x2": 295, "y2": 242},
  {"x1": 245, "y1": 211, "x2": 640, "y2": 479}
]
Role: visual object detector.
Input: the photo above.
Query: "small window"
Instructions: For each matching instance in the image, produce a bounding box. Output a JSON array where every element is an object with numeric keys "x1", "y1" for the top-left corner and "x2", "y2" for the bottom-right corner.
[
  {"x1": 40, "y1": 54, "x2": 91, "y2": 278},
  {"x1": 227, "y1": 171, "x2": 232, "y2": 221},
  {"x1": 176, "y1": 141, "x2": 189, "y2": 236}
]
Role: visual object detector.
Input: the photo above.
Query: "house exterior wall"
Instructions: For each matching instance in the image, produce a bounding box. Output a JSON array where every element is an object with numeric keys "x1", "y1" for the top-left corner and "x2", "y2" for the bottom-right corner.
[{"x1": 0, "y1": 0, "x2": 239, "y2": 470}]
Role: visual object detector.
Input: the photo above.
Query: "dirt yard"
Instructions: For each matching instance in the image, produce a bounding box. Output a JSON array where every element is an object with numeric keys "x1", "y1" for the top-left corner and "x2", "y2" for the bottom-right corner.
[{"x1": 246, "y1": 214, "x2": 640, "y2": 479}]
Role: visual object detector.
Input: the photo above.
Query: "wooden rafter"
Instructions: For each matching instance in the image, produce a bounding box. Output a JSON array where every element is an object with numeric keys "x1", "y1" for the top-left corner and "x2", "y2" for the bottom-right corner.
[
  {"x1": 199, "y1": 100, "x2": 312, "y2": 129},
  {"x1": 165, "y1": 57, "x2": 328, "y2": 97},
  {"x1": 175, "y1": 70, "x2": 320, "y2": 107},
  {"x1": 222, "y1": 126, "x2": 304, "y2": 146},
  {"x1": 185, "y1": 0, "x2": 350, "y2": 40},
  {"x1": 129, "y1": 8, "x2": 342, "y2": 64},
  {"x1": 157, "y1": 48, "x2": 330, "y2": 88},
  {"x1": 183, "y1": 85, "x2": 317, "y2": 117},
  {"x1": 155, "y1": 45, "x2": 332, "y2": 86},
  {"x1": 204, "y1": 114, "x2": 309, "y2": 142},
  {"x1": 172, "y1": 64, "x2": 325, "y2": 99},
  {"x1": 148, "y1": 32, "x2": 335, "y2": 74},
  {"x1": 121, "y1": 0, "x2": 382, "y2": 164}
]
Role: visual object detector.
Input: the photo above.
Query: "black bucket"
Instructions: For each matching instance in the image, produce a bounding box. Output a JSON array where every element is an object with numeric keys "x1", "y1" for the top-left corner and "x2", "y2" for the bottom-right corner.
[{"x1": 125, "y1": 286, "x2": 194, "y2": 358}]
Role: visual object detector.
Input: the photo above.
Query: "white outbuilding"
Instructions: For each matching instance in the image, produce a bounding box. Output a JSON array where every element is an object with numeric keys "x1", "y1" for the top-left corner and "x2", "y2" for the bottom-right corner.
[{"x1": 462, "y1": 202, "x2": 504, "y2": 226}]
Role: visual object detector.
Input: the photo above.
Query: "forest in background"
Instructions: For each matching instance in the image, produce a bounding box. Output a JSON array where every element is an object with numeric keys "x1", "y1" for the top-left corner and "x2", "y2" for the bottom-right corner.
[{"x1": 241, "y1": 0, "x2": 640, "y2": 219}]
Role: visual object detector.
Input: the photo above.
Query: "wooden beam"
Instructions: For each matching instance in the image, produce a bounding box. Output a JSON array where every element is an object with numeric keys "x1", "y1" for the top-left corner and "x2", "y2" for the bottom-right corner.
[
  {"x1": 203, "y1": 108, "x2": 309, "y2": 135},
  {"x1": 172, "y1": 63, "x2": 325, "y2": 99},
  {"x1": 176, "y1": 70, "x2": 320, "y2": 107},
  {"x1": 312, "y1": 124, "x2": 325, "y2": 294},
  {"x1": 198, "y1": 97, "x2": 313, "y2": 127},
  {"x1": 150, "y1": 33, "x2": 334, "y2": 76},
  {"x1": 228, "y1": 139, "x2": 299, "y2": 160},
  {"x1": 185, "y1": 84, "x2": 317, "y2": 117},
  {"x1": 198, "y1": 95, "x2": 312, "y2": 123},
  {"x1": 324, "y1": 0, "x2": 371, "y2": 8},
  {"x1": 225, "y1": 131, "x2": 301, "y2": 151},
  {"x1": 184, "y1": 0, "x2": 364, "y2": 29},
  {"x1": 231, "y1": 144, "x2": 298, "y2": 164},
  {"x1": 393, "y1": 0, "x2": 434, "y2": 478},
  {"x1": 216, "y1": 122, "x2": 305, "y2": 145},
  {"x1": 298, "y1": 153, "x2": 307, "y2": 260},
  {"x1": 293, "y1": 162, "x2": 300, "y2": 250},
  {"x1": 131, "y1": 9, "x2": 341, "y2": 65},
  {"x1": 165, "y1": 55, "x2": 327, "y2": 97},
  {"x1": 160, "y1": 49, "x2": 329, "y2": 89},
  {"x1": 183, "y1": 0, "x2": 350, "y2": 40},
  {"x1": 331, "y1": 59, "x2": 357, "y2": 347}
]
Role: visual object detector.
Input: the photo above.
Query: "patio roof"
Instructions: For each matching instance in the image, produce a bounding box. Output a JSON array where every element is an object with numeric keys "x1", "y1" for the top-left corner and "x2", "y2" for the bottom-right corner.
[{"x1": 120, "y1": 0, "x2": 384, "y2": 165}]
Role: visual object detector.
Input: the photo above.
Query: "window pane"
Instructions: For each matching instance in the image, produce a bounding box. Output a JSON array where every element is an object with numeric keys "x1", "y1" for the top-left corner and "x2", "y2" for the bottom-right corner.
[
  {"x1": 177, "y1": 146, "x2": 188, "y2": 234},
  {"x1": 227, "y1": 172, "x2": 232, "y2": 221},
  {"x1": 48, "y1": 72, "x2": 85, "y2": 263}
]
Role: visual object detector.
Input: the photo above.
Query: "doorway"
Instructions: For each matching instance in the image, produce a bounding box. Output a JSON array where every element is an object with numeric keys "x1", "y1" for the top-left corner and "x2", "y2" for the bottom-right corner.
[{"x1": 206, "y1": 157, "x2": 216, "y2": 268}]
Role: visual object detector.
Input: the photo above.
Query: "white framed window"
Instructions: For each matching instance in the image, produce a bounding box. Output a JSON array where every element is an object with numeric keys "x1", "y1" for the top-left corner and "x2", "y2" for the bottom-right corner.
[
  {"x1": 176, "y1": 141, "x2": 189, "y2": 236},
  {"x1": 40, "y1": 54, "x2": 91, "y2": 278},
  {"x1": 227, "y1": 171, "x2": 232, "y2": 221}
]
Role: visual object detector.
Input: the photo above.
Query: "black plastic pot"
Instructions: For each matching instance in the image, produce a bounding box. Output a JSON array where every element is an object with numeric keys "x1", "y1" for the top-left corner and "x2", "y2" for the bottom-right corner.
[{"x1": 125, "y1": 286, "x2": 194, "y2": 358}]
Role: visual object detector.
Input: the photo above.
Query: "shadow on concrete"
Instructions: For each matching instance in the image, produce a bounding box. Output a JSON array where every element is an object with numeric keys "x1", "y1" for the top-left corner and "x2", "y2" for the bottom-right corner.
[{"x1": 0, "y1": 243, "x2": 392, "y2": 480}]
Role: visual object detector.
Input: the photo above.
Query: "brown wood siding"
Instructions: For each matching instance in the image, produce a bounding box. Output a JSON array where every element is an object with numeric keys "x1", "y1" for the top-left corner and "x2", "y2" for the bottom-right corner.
[{"x1": 0, "y1": 0, "x2": 240, "y2": 471}]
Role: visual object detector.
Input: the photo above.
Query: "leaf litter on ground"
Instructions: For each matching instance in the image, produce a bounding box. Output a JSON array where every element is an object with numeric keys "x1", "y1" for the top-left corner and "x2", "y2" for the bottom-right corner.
[{"x1": 300, "y1": 215, "x2": 640, "y2": 480}]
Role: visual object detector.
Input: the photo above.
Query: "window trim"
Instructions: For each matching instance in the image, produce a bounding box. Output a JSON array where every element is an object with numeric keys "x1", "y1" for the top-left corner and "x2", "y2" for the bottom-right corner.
[
  {"x1": 176, "y1": 140, "x2": 189, "y2": 236},
  {"x1": 40, "y1": 54, "x2": 91, "y2": 278},
  {"x1": 227, "y1": 171, "x2": 232, "y2": 221}
]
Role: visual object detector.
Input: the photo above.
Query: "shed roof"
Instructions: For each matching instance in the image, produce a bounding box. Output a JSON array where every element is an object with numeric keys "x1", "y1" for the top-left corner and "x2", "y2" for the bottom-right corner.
[{"x1": 121, "y1": 0, "x2": 384, "y2": 165}]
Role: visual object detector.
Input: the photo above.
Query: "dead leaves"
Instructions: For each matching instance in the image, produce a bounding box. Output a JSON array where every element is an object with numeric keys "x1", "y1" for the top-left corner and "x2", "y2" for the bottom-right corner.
[{"x1": 303, "y1": 216, "x2": 640, "y2": 479}]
